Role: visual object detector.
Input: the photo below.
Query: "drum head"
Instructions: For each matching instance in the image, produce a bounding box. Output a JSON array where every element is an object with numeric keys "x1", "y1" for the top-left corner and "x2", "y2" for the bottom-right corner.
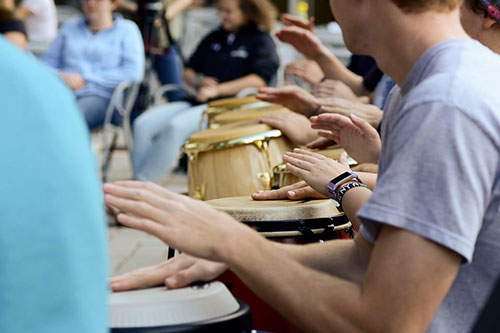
[
  {"x1": 206, "y1": 196, "x2": 341, "y2": 221},
  {"x1": 213, "y1": 105, "x2": 289, "y2": 124},
  {"x1": 110, "y1": 282, "x2": 240, "y2": 329},
  {"x1": 207, "y1": 96, "x2": 260, "y2": 108},
  {"x1": 188, "y1": 121, "x2": 278, "y2": 144},
  {"x1": 112, "y1": 301, "x2": 252, "y2": 333},
  {"x1": 207, "y1": 196, "x2": 349, "y2": 234}
]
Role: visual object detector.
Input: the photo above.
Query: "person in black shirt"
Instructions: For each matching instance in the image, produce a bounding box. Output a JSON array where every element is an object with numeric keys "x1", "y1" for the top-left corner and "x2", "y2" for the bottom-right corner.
[{"x1": 131, "y1": 0, "x2": 279, "y2": 182}]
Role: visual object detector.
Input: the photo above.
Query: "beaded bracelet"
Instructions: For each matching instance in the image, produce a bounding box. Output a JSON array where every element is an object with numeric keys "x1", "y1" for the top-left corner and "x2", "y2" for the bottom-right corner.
[{"x1": 337, "y1": 182, "x2": 372, "y2": 212}]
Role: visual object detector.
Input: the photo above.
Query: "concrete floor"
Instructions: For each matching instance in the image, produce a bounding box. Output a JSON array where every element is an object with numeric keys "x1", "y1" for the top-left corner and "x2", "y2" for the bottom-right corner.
[{"x1": 92, "y1": 133, "x2": 186, "y2": 277}]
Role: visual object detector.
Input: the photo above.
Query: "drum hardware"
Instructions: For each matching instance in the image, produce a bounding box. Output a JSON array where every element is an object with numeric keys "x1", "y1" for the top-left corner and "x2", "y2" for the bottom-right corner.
[
  {"x1": 256, "y1": 172, "x2": 272, "y2": 189},
  {"x1": 184, "y1": 125, "x2": 291, "y2": 200}
]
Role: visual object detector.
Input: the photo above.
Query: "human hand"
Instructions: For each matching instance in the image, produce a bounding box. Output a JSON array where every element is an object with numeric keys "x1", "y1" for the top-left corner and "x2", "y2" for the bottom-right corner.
[
  {"x1": 280, "y1": 13, "x2": 315, "y2": 33},
  {"x1": 305, "y1": 136, "x2": 336, "y2": 150},
  {"x1": 259, "y1": 111, "x2": 317, "y2": 145},
  {"x1": 103, "y1": 181, "x2": 259, "y2": 262},
  {"x1": 59, "y1": 72, "x2": 86, "y2": 91},
  {"x1": 198, "y1": 76, "x2": 218, "y2": 88},
  {"x1": 275, "y1": 26, "x2": 327, "y2": 60},
  {"x1": 283, "y1": 148, "x2": 351, "y2": 197},
  {"x1": 257, "y1": 86, "x2": 319, "y2": 117},
  {"x1": 285, "y1": 60, "x2": 324, "y2": 85},
  {"x1": 310, "y1": 113, "x2": 381, "y2": 164},
  {"x1": 311, "y1": 79, "x2": 361, "y2": 102},
  {"x1": 251, "y1": 180, "x2": 327, "y2": 201},
  {"x1": 196, "y1": 85, "x2": 219, "y2": 102},
  {"x1": 110, "y1": 253, "x2": 227, "y2": 291},
  {"x1": 317, "y1": 97, "x2": 383, "y2": 128}
]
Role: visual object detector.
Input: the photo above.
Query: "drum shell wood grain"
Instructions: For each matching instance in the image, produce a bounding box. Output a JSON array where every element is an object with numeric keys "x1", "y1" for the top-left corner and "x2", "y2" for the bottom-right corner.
[{"x1": 186, "y1": 125, "x2": 294, "y2": 200}]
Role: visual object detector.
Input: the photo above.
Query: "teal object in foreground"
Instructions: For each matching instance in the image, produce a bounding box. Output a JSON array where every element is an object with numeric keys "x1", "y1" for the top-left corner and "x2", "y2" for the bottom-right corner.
[{"x1": 0, "y1": 37, "x2": 108, "y2": 333}]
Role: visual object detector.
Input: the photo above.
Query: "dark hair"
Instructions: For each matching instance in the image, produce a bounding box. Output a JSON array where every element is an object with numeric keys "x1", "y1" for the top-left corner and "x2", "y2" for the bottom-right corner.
[
  {"x1": 391, "y1": 0, "x2": 463, "y2": 13},
  {"x1": 465, "y1": 0, "x2": 488, "y2": 14}
]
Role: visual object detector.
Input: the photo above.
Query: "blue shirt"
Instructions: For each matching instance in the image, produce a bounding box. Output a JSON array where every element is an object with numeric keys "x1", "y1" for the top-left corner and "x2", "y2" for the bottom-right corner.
[
  {"x1": 43, "y1": 15, "x2": 144, "y2": 99},
  {"x1": 0, "y1": 37, "x2": 108, "y2": 332},
  {"x1": 358, "y1": 39, "x2": 500, "y2": 332}
]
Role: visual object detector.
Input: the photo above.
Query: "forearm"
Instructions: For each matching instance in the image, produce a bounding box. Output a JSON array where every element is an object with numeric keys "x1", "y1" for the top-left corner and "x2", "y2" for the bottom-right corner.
[
  {"x1": 341, "y1": 186, "x2": 373, "y2": 230},
  {"x1": 116, "y1": 0, "x2": 138, "y2": 13},
  {"x1": 216, "y1": 74, "x2": 265, "y2": 97},
  {"x1": 183, "y1": 68, "x2": 197, "y2": 87},
  {"x1": 273, "y1": 234, "x2": 370, "y2": 283},
  {"x1": 356, "y1": 172, "x2": 377, "y2": 189},
  {"x1": 314, "y1": 51, "x2": 367, "y2": 96},
  {"x1": 165, "y1": 0, "x2": 193, "y2": 20},
  {"x1": 15, "y1": 6, "x2": 31, "y2": 20},
  {"x1": 223, "y1": 235, "x2": 372, "y2": 332}
]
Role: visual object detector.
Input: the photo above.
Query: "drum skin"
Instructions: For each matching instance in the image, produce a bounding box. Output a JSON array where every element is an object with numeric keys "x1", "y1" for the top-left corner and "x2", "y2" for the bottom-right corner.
[
  {"x1": 186, "y1": 122, "x2": 294, "y2": 200},
  {"x1": 111, "y1": 300, "x2": 252, "y2": 333},
  {"x1": 212, "y1": 104, "x2": 289, "y2": 128},
  {"x1": 208, "y1": 197, "x2": 353, "y2": 333}
]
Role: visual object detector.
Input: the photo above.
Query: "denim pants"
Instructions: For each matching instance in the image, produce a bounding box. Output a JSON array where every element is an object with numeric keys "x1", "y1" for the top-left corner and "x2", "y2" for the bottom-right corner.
[
  {"x1": 76, "y1": 95, "x2": 117, "y2": 131},
  {"x1": 153, "y1": 46, "x2": 187, "y2": 102},
  {"x1": 132, "y1": 102, "x2": 207, "y2": 181}
]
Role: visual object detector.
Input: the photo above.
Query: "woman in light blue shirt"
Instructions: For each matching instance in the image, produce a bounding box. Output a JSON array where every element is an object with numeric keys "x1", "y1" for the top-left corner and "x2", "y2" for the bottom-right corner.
[{"x1": 43, "y1": 0, "x2": 144, "y2": 130}]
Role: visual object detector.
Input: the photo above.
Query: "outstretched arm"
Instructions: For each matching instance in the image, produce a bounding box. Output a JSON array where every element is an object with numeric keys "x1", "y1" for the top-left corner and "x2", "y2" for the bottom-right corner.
[{"x1": 103, "y1": 180, "x2": 461, "y2": 332}]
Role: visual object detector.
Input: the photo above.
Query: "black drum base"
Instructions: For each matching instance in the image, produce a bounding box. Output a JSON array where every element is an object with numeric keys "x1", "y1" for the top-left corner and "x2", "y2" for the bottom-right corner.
[{"x1": 111, "y1": 300, "x2": 252, "y2": 333}]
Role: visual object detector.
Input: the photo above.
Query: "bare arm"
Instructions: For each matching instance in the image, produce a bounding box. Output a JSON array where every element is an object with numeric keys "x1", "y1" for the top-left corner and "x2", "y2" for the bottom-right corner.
[
  {"x1": 104, "y1": 181, "x2": 462, "y2": 332},
  {"x1": 216, "y1": 74, "x2": 266, "y2": 96},
  {"x1": 165, "y1": 0, "x2": 194, "y2": 20},
  {"x1": 115, "y1": 0, "x2": 138, "y2": 13},
  {"x1": 224, "y1": 225, "x2": 461, "y2": 332},
  {"x1": 183, "y1": 68, "x2": 197, "y2": 87},
  {"x1": 15, "y1": 6, "x2": 32, "y2": 20},
  {"x1": 314, "y1": 51, "x2": 369, "y2": 96}
]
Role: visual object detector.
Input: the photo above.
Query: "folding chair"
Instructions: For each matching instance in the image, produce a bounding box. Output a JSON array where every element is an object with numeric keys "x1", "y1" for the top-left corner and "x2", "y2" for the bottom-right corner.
[{"x1": 101, "y1": 81, "x2": 140, "y2": 182}]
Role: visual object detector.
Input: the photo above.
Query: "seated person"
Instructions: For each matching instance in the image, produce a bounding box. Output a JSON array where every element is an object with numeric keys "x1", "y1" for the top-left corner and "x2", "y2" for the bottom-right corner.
[
  {"x1": 131, "y1": 0, "x2": 279, "y2": 182},
  {"x1": 0, "y1": 37, "x2": 107, "y2": 332},
  {"x1": 43, "y1": 0, "x2": 144, "y2": 131},
  {"x1": 0, "y1": 4, "x2": 27, "y2": 49},
  {"x1": 15, "y1": 0, "x2": 57, "y2": 41}
]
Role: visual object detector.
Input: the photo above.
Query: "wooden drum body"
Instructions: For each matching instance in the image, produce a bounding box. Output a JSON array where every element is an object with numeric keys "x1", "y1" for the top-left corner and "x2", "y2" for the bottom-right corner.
[
  {"x1": 184, "y1": 121, "x2": 294, "y2": 200},
  {"x1": 201, "y1": 96, "x2": 269, "y2": 129}
]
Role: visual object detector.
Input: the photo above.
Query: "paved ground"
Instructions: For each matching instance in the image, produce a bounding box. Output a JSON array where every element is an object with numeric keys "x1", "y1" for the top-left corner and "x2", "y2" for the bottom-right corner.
[{"x1": 92, "y1": 133, "x2": 187, "y2": 277}]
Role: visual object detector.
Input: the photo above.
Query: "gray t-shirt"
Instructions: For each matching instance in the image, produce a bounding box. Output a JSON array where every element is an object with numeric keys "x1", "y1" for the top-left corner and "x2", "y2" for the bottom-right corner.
[{"x1": 358, "y1": 39, "x2": 500, "y2": 332}]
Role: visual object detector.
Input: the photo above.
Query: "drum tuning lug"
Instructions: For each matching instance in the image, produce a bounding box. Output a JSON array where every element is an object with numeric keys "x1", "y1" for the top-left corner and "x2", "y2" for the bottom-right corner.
[{"x1": 257, "y1": 172, "x2": 272, "y2": 189}]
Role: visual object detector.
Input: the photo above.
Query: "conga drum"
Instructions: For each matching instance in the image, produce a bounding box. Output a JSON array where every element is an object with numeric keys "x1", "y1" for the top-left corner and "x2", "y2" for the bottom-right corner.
[
  {"x1": 206, "y1": 196, "x2": 353, "y2": 332},
  {"x1": 272, "y1": 147, "x2": 358, "y2": 189},
  {"x1": 110, "y1": 282, "x2": 253, "y2": 332},
  {"x1": 202, "y1": 96, "x2": 269, "y2": 129},
  {"x1": 210, "y1": 104, "x2": 289, "y2": 129},
  {"x1": 183, "y1": 121, "x2": 294, "y2": 200}
]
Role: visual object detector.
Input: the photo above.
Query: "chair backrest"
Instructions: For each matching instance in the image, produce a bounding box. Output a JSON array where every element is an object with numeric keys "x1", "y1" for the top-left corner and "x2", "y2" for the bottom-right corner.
[{"x1": 104, "y1": 81, "x2": 140, "y2": 150}]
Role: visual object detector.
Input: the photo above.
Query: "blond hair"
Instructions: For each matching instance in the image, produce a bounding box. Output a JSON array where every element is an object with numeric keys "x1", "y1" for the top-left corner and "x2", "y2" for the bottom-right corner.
[{"x1": 391, "y1": 0, "x2": 463, "y2": 13}]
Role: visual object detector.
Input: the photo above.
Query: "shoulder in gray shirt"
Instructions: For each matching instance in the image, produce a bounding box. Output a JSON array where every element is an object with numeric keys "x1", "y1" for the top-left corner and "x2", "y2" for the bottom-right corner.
[{"x1": 358, "y1": 39, "x2": 500, "y2": 332}]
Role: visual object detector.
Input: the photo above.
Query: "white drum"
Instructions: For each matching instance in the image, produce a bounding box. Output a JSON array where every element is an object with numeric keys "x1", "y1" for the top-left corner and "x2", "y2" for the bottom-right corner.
[{"x1": 109, "y1": 282, "x2": 252, "y2": 332}]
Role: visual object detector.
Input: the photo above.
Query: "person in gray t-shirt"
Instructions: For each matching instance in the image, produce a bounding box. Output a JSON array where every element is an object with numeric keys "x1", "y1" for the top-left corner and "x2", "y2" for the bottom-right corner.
[{"x1": 102, "y1": 1, "x2": 500, "y2": 332}]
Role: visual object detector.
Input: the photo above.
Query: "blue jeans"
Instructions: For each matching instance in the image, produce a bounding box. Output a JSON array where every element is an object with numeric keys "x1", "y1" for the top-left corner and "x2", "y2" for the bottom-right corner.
[
  {"x1": 132, "y1": 102, "x2": 207, "y2": 181},
  {"x1": 154, "y1": 46, "x2": 187, "y2": 102},
  {"x1": 76, "y1": 94, "x2": 120, "y2": 131}
]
